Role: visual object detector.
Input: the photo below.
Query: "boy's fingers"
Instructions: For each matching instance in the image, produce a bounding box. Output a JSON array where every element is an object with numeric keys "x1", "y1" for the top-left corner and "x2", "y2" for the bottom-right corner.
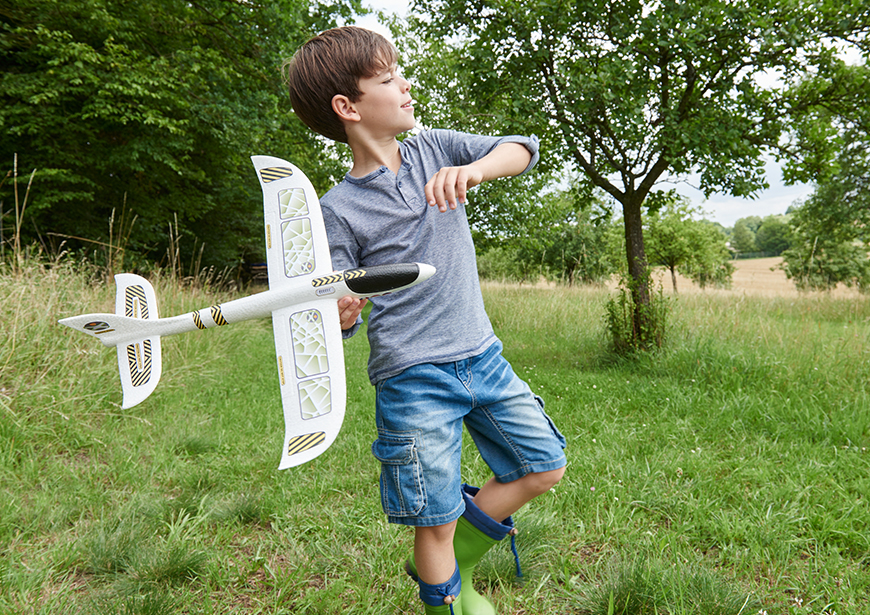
[
  {"x1": 427, "y1": 167, "x2": 465, "y2": 211},
  {"x1": 338, "y1": 297, "x2": 367, "y2": 330}
]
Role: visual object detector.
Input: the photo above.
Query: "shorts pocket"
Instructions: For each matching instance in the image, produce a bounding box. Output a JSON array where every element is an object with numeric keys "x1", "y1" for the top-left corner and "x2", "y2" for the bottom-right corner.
[
  {"x1": 535, "y1": 394, "x2": 567, "y2": 449},
  {"x1": 371, "y1": 434, "x2": 426, "y2": 517}
]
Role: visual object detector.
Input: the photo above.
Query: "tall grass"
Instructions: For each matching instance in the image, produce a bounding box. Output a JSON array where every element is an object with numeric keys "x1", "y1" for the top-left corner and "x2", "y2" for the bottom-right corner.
[{"x1": 1, "y1": 261, "x2": 868, "y2": 614}]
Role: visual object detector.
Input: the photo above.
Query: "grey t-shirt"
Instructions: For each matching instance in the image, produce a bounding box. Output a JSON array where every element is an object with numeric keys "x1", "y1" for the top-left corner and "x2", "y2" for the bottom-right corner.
[{"x1": 321, "y1": 129, "x2": 540, "y2": 384}]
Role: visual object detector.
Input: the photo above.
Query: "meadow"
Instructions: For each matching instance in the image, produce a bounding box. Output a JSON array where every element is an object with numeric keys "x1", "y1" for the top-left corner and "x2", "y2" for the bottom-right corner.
[{"x1": 1, "y1": 258, "x2": 868, "y2": 614}]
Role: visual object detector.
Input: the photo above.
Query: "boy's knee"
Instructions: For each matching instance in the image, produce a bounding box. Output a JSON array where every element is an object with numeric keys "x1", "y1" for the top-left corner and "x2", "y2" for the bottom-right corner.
[
  {"x1": 528, "y1": 466, "x2": 565, "y2": 495},
  {"x1": 415, "y1": 521, "x2": 457, "y2": 546}
]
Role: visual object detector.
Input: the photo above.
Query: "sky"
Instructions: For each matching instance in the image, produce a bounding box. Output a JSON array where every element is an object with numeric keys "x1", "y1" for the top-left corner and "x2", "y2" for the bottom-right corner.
[{"x1": 354, "y1": 3, "x2": 814, "y2": 229}]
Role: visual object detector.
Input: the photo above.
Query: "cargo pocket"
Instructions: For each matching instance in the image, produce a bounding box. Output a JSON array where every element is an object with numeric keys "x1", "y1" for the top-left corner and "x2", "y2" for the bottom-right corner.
[
  {"x1": 371, "y1": 434, "x2": 426, "y2": 517},
  {"x1": 535, "y1": 394, "x2": 567, "y2": 449}
]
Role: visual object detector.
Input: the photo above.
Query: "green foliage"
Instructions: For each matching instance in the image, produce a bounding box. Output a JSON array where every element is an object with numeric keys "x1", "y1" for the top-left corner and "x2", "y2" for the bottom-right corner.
[
  {"x1": 781, "y1": 137, "x2": 870, "y2": 294},
  {"x1": 780, "y1": 107, "x2": 870, "y2": 292},
  {"x1": 475, "y1": 179, "x2": 617, "y2": 285},
  {"x1": 754, "y1": 215, "x2": 793, "y2": 255},
  {"x1": 780, "y1": 233, "x2": 870, "y2": 292},
  {"x1": 399, "y1": 0, "x2": 869, "y2": 348},
  {"x1": 0, "y1": 0, "x2": 357, "y2": 268},
  {"x1": 476, "y1": 245, "x2": 528, "y2": 282},
  {"x1": 795, "y1": 124, "x2": 870, "y2": 244},
  {"x1": 520, "y1": 182, "x2": 616, "y2": 284}
]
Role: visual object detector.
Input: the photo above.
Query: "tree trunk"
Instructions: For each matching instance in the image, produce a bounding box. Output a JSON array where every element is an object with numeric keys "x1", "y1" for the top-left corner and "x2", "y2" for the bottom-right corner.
[
  {"x1": 623, "y1": 198, "x2": 649, "y2": 299},
  {"x1": 622, "y1": 197, "x2": 651, "y2": 337},
  {"x1": 670, "y1": 266, "x2": 678, "y2": 294}
]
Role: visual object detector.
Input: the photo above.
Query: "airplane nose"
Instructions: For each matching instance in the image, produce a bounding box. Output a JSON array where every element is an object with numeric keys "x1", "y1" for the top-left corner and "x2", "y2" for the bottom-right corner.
[{"x1": 416, "y1": 263, "x2": 436, "y2": 283}]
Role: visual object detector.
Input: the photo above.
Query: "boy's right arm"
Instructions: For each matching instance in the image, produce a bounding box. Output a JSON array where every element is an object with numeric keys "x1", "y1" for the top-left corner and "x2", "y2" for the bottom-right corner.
[{"x1": 425, "y1": 142, "x2": 533, "y2": 212}]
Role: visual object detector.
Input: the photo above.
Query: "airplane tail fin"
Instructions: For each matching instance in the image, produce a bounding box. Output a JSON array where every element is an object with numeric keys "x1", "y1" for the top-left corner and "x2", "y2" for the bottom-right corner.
[
  {"x1": 113, "y1": 274, "x2": 162, "y2": 409},
  {"x1": 58, "y1": 274, "x2": 163, "y2": 409}
]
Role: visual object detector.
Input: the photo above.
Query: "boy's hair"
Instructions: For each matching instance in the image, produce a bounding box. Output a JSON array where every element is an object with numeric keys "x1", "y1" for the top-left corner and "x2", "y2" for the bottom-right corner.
[{"x1": 283, "y1": 27, "x2": 398, "y2": 143}]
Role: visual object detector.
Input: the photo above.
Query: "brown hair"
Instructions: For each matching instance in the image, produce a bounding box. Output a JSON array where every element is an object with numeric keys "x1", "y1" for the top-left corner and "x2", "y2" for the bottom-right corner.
[{"x1": 283, "y1": 27, "x2": 398, "y2": 143}]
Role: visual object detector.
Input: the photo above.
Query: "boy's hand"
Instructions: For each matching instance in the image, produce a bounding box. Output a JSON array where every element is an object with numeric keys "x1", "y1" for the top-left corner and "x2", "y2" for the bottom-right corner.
[
  {"x1": 338, "y1": 296, "x2": 367, "y2": 330},
  {"x1": 425, "y1": 165, "x2": 485, "y2": 212},
  {"x1": 425, "y1": 143, "x2": 532, "y2": 213}
]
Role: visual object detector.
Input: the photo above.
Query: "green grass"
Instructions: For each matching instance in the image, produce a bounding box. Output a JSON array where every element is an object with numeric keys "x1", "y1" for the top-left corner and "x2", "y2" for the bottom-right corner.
[{"x1": 1, "y1": 262, "x2": 868, "y2": 614}]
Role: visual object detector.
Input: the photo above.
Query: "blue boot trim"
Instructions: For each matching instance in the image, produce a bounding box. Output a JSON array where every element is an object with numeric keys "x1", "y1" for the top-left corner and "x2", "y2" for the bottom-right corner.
[
  {"x1": 460, "y1": 484, "x2": 515, "y2": 540},
  {"x1": 418, "y1": 561, "x2": 462, "y2": 609},
  {"x1": 461, "y1": 483, "x2": 523, "y2": 579}
]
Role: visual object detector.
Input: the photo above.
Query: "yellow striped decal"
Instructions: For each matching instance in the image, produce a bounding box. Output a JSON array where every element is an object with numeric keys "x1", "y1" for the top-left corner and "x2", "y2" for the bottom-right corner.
[
  {"x1": 126, "y1": 340, "x2": 152, "y2": 387},
  {"x1": 311, "y1": 272, "x2": 345, "y2": 288},
  {"x1": 259, "y1": 167, "x2": 294, "y2": 183},
  {"x1": 192, "y1": 311, "x2": 206, "y2": 330},
  {"x1": 210, "y1": 305, "x2": 229, "y2": 326},
  {"x1": 287, "y1": 432, "x2": 326, "y2": 456},
  {"x1": 125, "y1": 285, "x2": 149, "y2": 319}
]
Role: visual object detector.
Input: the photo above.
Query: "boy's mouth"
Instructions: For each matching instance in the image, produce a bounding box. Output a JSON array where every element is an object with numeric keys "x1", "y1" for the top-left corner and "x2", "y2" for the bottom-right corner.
[{"x1": 401, "y1": 100, "x2": 414, "y2": 109}]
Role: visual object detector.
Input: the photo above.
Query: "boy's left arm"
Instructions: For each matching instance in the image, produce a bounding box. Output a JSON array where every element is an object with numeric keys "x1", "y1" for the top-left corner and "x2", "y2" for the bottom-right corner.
[{"x1": 425, "y1": 142, "x2": 533, "y2": 213}]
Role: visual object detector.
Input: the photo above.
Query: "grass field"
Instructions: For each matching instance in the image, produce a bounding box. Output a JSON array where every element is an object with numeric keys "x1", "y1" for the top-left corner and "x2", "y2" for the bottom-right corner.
[{"x1": 1, "y1": 258, "x2": 868, "y2": 614}]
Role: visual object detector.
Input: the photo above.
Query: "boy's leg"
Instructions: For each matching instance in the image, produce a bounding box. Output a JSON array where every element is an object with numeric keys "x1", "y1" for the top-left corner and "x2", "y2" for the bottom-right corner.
[
  {"x1": 471, "y1": 467, "x2": 566, "y2": 522},
  {"x1": 455, "y1": 342, "x2": 567, "y2": 612},
  {"x1": 415, "y1": 522, "x2": 458, "y2": 584},
  {"x1": 374, "y1": 362, "x2": 469, "y2": 613}
]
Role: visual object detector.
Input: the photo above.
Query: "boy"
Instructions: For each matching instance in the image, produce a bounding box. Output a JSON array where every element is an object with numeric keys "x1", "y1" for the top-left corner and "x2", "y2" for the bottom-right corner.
[{"x1": 284, "y1": 26, "x2": 566, "y2": 614}]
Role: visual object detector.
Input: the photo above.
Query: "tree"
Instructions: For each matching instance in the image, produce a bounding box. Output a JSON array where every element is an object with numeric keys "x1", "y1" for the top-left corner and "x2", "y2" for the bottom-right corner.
[
  {"x1": 780, "y1": 215, "x2": 870, "y2": 292},
  {"x1": 398, "y1": 0, "x2": 869, "y2": 342},
  {"x1": 515, "y1": 182, "x2": 615, "y2": 285},
  {"x1": 780, "y1": 123, "x2": 870, "y2": 292},
  {"x1": 475, "y1": 178, "x2": 615, "y2": 284},
  {"x1": 754, "y1": 215, "x2": 792, "y2": 255},
  {"x1": 730, "y1": 220, "x2": 758, "y2": 254},
  {"x1": 738, "y1": 216, "x2": 764, "y2": 235},
  {"x1": 644, "y1": 192, "x2": 733, "y2": 292},
  {"x1": 779, "y1": 60, "x2": 870, "y2": 292},
  {"x1": 0, "y1": 0, "x2": 359, "y2": 269},
  {"x1": 681, "y1": 221, "x2": 735, "y2": 289}
]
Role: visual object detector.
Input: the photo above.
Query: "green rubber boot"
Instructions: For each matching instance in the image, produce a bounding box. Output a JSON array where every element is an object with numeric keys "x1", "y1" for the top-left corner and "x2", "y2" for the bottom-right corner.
[
  {"x1": 407, "y1": 485, "x2": 519, "y2": 615},
  {"x1": 418, "y1": 561, "x2": 463, "y2": 614}
]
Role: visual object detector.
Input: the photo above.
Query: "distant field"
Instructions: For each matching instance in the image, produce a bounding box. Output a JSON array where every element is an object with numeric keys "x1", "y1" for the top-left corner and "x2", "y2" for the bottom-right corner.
[{"x1": 648, "y1": 257, "x2": 863, "y2": 298}]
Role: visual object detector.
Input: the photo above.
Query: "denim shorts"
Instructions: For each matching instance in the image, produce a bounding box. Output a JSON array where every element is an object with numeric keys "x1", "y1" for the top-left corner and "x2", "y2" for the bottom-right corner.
[{"x1": 372, "y1": 340, "x2": 567, "y2": 527}]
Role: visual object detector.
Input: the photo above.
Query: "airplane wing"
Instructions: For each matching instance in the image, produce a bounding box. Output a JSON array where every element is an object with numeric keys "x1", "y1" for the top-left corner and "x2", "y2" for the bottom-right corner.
[{"x1": 251, "y1": 156, "x2": 346, "y2": 469}]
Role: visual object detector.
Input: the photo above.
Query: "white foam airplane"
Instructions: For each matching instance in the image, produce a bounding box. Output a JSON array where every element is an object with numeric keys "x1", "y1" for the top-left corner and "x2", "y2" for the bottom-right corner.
[{"x1": 59, "y1": 156, "x2": 435, "y2": 469}]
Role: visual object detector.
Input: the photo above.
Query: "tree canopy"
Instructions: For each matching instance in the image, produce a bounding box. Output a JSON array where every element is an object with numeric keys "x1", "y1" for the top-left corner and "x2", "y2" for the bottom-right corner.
[
  {"x1": 1, "y1": 0, "x2": 359, "y2": 269},
  {"x1": 399, "y1": 0, "x2": 869, "y2": 328}
]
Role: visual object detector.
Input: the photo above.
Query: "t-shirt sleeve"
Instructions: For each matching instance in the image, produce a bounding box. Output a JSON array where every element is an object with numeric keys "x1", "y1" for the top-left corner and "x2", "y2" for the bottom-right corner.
[{"x1": 427, "y1": 129, "x2": 540, "y2": 174}]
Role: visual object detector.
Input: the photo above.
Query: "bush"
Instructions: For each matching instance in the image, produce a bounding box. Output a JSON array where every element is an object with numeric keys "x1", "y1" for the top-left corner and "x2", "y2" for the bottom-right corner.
[{"x1": 604, "y1": 272, "x2": 670, "y2": 354}]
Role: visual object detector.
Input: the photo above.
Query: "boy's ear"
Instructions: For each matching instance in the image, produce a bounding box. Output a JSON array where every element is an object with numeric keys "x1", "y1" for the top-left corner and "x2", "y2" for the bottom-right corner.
[{"x1": 332, "y1": 95, "x2": 360, "y2": 123}]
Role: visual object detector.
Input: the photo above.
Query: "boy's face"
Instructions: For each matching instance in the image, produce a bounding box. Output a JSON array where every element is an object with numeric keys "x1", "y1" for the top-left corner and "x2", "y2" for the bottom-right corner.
[{"x1": 352, "y1": 64, "x2": 415, "y2": 138}]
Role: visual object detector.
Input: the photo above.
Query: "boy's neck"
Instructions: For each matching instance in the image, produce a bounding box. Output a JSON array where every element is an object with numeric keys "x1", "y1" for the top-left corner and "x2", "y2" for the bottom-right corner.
[{"x1": 348, "y1": 135, "x2": 402, "y2": 178}]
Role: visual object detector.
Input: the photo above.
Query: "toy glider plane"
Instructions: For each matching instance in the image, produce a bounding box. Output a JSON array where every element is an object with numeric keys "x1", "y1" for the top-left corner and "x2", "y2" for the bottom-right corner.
[{"x1": 59, "y1": 156, "x2": 435, "y2": 469}]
